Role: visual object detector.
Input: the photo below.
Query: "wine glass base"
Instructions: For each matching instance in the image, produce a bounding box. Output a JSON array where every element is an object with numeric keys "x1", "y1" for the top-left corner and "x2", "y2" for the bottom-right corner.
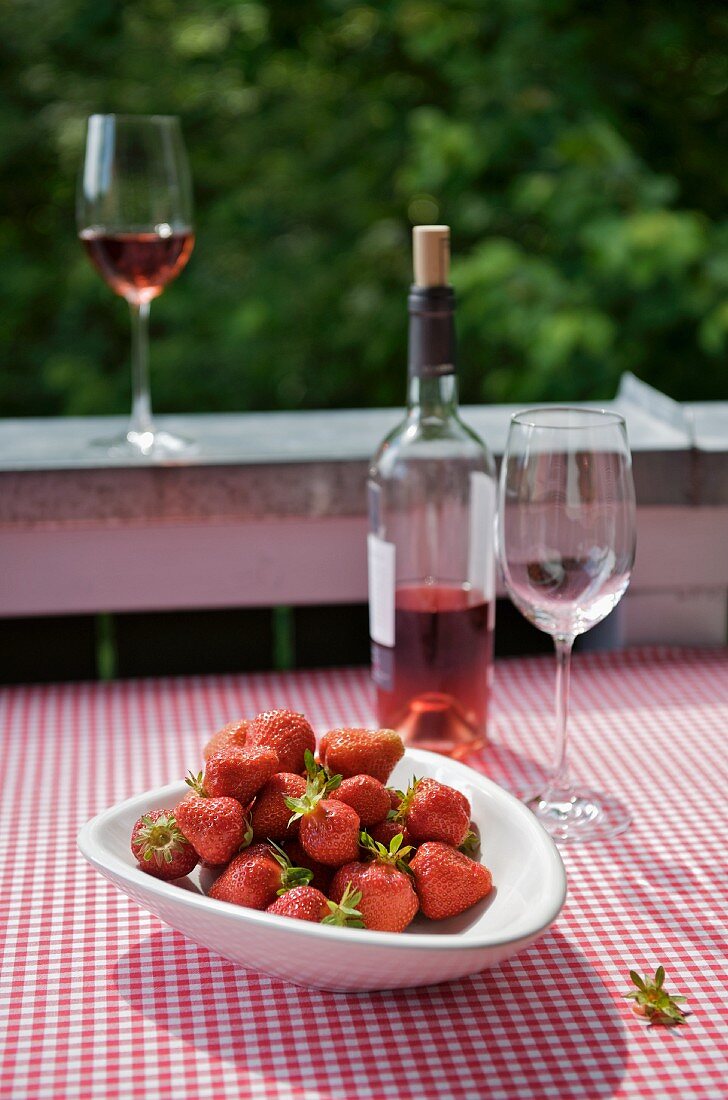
[
  {"x1": 528, "y1": 787, "x2": 631, "y2": 844},
  {"x1": 91, "y1": 428, "x2": 197, "y2": 460}
]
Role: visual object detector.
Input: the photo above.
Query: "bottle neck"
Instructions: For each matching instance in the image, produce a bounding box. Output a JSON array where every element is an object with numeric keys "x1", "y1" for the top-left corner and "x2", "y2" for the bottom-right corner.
[
  {"x1": 407, "y1": 284, "x2": 459, "y2": 416},
  {"x1": 407, "y1": 373, "x2": 459, "y2": 415}
]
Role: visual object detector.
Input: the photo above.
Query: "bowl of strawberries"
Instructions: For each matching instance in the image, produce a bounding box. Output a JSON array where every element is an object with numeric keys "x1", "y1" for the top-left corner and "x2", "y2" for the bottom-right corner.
[{"x1": 78, "y1": 710, "x2": 566, "y2": 992}]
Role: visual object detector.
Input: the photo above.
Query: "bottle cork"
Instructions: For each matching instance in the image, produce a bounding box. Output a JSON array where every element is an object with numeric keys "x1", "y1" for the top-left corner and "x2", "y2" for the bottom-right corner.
[{"x1": 413, "y1": 225, "x2": 450, "y2": 287}]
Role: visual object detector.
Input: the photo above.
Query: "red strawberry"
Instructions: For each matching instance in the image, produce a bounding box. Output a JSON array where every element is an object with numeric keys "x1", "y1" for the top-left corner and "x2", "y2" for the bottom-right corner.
[
  {"x1": 329, "y1": 834, "x2": 419, "y2": 933},
  {"x1": 330, "y1": 774, "x2": 390, "y2": 827},
  {"x1": 208, "y1": 840, "x2": 312, "y2": 909},
  {"x1": 247, "y1": 709, "x2": 316, "y2": 774},
  {"x1": 319, "y1": 728, "x2": 404, "y2": 784},
  {"x1": 266, "y1": 885, "x2": 330, "y2": 922},
  {"x1": 130, "y1": 809, "x2": 198, "y2": 880},
  {"x1": 251, "y1": 772, "x2": 307, "y2": 839},
  {"x1": 387, "y1": 788, "x2": 404, "y2": 811},
  {"x1": 203, "y1": 719, "x2": 250, "y2": 761},
  {"x1": 399, "y1": 778, "x2": 470, "y2": 847},
  {"x1": 410, "y1": 842, "x2": 493, "y2": 920},
  {"x1": 300, "y1": 800, "x2": 360, "y2": 866},
  {"x1": 208, "y1": 843, "x2": 281, "y2": 908},
  {"x1": 285, "y1": 774, "x2": 361, "y2": 866},
  {"x1": 369, "y1": 819, "x2": 414, "y2": 849},
  {"x1": 281, "y1": 838, "x2": 333, "y2": 894},
  {"x1": 203, "y1": 745, "x2": 279, "y2": 804},
  {"x1": 174, "y1": 790, "x2": 246, "y2": 866}
]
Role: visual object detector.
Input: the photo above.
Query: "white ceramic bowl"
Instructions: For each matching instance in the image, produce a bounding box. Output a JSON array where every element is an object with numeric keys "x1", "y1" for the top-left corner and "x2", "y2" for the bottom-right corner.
[{"x1": 78, "y1": 748, "x2": 567, "y2": 992}]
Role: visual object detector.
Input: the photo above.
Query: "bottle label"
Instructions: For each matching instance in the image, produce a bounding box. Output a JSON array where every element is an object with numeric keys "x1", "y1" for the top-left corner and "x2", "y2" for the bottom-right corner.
[
  {"x1": 367, "y1": 533, "x2": 396, "y2": 647},
  {"x1": 467, "y1": 471, "x2": 496, "y2": 601}
]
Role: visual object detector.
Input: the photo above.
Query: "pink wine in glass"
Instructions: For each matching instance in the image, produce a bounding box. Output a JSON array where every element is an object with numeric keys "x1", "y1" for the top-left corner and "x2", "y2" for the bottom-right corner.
[
  {"x1": 80, "y1": 228, "x2": 195, "y2": 301},
  {"x1": 373, "y1": 583, "x2": 494, "y2": 757},
  {"x1": 368, "y1": 226, "x2": 497, "y2": 758}
]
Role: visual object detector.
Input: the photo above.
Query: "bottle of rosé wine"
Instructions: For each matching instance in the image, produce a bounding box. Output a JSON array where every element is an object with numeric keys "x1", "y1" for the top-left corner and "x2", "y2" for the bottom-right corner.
[{"x1": 368, "y1": 225, "x2": 496, "y2": 758}]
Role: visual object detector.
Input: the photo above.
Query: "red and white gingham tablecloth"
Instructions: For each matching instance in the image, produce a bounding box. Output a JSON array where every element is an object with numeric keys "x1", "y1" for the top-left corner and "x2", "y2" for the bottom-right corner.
[{"x1": 1, "y1": 647, "x2": 727, "y2": 1098}]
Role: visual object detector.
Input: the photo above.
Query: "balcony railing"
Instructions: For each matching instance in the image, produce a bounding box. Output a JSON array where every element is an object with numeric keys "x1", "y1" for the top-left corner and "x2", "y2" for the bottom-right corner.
[{"x1": 1, "y1": 373, "x2": 726, "y2": 679}]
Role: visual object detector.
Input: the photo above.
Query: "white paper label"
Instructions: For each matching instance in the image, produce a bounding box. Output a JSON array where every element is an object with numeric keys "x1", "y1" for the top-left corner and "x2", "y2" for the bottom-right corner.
[
  {"x1": 467, "y1": 471, "x2": 496, "y2": 601},
  {"x1": 367, "y1": 533, "x2": 396, "y2": 647}
]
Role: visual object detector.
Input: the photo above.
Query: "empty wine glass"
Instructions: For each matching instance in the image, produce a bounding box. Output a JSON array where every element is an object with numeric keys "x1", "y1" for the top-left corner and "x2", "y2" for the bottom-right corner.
[
  {"x1": 497, "y1": 408, "x2": 637, "y2": 842},
  {"x1": 78, "y1": 114, "x2": 195, "y2": 457}
]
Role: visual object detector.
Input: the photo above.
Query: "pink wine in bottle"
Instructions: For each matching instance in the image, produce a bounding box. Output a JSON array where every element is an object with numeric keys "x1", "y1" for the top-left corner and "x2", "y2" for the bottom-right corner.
[
  {"x1": 368, "y1": 226, "x2": 496, "y2": 758},
  {"x1": 373, "y1": 582, "x2": 495, "y2": 754}
]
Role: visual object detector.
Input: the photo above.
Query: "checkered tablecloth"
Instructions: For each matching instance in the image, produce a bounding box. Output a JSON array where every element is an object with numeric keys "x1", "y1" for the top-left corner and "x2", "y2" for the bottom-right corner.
[{"x1": 2, "y1": 647, "x2": 727, "y2": 1099}]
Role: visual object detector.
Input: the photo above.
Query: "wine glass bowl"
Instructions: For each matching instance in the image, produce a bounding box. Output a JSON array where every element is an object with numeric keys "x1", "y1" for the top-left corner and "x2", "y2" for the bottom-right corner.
[
  {"x1": 79, "y1": 224, "x2": 194, "y2": 305},
  {"x1": 77, "y1": 114, "x2": 195, "y2": 457},
  {"x1": 498, "y1": 407, "x2": 636, "y2": 842}
]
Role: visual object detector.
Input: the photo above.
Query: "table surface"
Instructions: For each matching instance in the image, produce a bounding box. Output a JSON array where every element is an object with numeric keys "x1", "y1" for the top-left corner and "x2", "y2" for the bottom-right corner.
[{"x1": 2, "y1": 647, "x2": 727, "y2": 1099}]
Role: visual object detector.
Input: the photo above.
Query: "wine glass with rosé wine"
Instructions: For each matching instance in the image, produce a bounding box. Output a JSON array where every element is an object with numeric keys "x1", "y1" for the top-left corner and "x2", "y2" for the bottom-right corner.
[
  {"x1": 78, "y1": 114, "x2": 195, "y2": 458},
  {"x1": 497, "y1": 407, "x2": 636, "y2": 843}
]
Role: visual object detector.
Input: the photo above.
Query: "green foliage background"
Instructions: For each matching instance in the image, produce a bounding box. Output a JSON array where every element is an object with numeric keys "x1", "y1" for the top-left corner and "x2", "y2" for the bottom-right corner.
[{"x1": 2, "y1": 0, "x2": 727, "y2": 418}]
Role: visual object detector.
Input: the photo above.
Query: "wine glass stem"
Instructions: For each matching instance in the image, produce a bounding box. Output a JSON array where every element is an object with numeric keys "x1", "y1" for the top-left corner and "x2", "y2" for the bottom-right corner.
[
  {"x1": 128, "y1": 299, "x2": 154, "y2": 436},
  {"x1": 549, "y1": 634, "x2": 575, "y2": 793}
]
